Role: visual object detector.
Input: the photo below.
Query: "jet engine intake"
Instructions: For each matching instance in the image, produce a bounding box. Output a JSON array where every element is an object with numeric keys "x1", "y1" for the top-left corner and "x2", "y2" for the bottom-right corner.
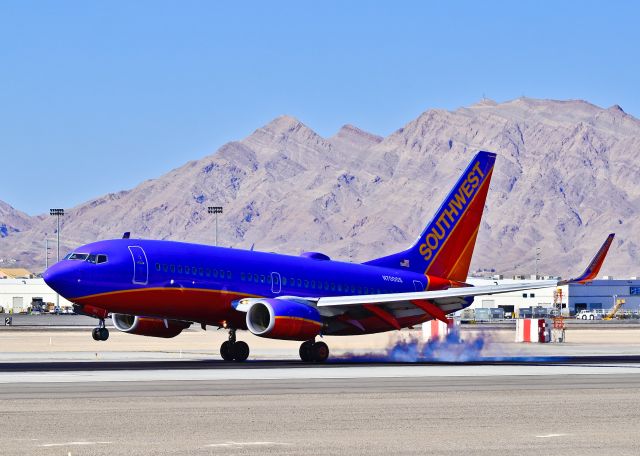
[
  {"x1": 112, "y1": 313, "x2": 191, "y2": 338},
  {"x1": 246, "y1": 299, "x2": 322, "y2": 341}
]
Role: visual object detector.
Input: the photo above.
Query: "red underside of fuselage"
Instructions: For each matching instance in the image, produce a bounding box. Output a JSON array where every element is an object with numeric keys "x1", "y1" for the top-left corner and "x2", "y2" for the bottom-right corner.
[
  {"x1": 74, "y1": 288, "x2": 252, "y2": 329},
  {"x1": 74, "y1": 287, "x2": 450, "y2": 336}
]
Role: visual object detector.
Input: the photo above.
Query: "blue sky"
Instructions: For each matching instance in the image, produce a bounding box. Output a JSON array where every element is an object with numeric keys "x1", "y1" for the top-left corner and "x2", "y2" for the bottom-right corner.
[{"x1": 1, "y1": 1, "x2": 639, "y2": 215}]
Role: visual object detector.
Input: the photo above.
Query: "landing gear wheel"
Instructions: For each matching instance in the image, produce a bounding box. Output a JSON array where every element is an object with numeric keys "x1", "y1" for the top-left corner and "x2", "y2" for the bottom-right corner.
[
  {"x1": 232, "y1": 341, "x2": 250, "y2": 362},
  {"x1": 92, "y1": 326, "x2": 109, "y2": 341},
  {"x1": 220, "y1": 340, "x2": 234, "y2": 361},
  {"x1": 299, "y1": 341, "x2": 314, "y2": 362},
  {"x1": 311, "y1": 341, "x2": 329, "y2": 363},
  {"x1": 98, "y1": 327, "x2": 109, "y2": 341}
]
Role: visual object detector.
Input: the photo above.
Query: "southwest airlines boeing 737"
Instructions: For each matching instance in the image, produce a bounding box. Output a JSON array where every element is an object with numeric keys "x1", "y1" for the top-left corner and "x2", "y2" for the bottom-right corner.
[{"x1": 43, "y1": 151, "x2": 614, "y2": 362}]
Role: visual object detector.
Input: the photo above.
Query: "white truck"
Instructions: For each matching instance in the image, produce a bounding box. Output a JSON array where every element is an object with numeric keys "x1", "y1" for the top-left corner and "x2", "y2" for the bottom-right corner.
[{"x1": 575, "y1": 309, "x2": 604, "y2": 320}]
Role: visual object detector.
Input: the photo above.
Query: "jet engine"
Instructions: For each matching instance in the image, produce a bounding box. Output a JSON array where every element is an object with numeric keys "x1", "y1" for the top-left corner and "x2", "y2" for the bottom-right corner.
[
  {"x1": 245, "y1": 299, "x2": 323, "y2": 341},
  {"x1": 112, "y1": 313, "x2": 191, "y2": 338}
]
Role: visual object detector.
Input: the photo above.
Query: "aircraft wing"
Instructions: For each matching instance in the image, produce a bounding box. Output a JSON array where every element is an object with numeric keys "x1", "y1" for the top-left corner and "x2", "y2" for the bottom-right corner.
[{"x1": 315, "y1": 280, "x2": 558, "y2": 308}]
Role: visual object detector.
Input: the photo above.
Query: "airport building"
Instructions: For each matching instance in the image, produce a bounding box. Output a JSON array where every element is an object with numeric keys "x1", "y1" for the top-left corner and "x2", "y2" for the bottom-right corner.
[
  {"x1": 466, "y1": 276, "x2": 640, "y2": 317},
  {"x1": 0, "y1": 279, "x2": 73, "y2": 313}
]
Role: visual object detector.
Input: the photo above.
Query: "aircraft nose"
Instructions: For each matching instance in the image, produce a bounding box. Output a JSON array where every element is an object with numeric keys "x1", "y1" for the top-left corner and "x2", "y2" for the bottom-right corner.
[{"x1": 43, "y1": 262, "x2": 78, "y2": 296}]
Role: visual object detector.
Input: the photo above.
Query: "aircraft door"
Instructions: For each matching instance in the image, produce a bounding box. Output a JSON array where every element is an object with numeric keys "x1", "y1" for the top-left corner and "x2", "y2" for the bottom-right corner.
[
  {"x1": 413, "y1": 280, "x2": 425, "y2": 291},
  {"x1": 271, "y1": 272, "x2": 281, "y2": 294},
  {"x1": 128, "y1": 246, "x2": 149, "y2": 285}
]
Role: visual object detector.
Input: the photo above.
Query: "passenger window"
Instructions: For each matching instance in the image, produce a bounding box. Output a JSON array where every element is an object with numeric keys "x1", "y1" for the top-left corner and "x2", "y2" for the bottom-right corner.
[
  {"x1": 364, "y1": 287, "x2": 368, "y2": 294},
  {"x1": 290, "y1": 278, "x2": 295, "y2": 287},
  {"x1": 219, "y1": 269, "x2": 225, "y2": 278},
  {"x1": 227, "y1": 271, "x2": 232, "y2": 279},
  {"x1": 178, "y1": 265, "x2": 183, "y2": 273},
  {"x1": 213, "y1": 269, "x2": 218, "y2": 278},
  {"x1": 170, "y1": 265, "x2": 175, "y2": 273},
  {"x1": 297, "y1": 278, "x2": 302, "y2": 287},
  {"x1": 206, "y1": 268, "x2": 211, "y2": 277},
  {"x1": 241, "y1": 272, "x2": 246, "y2": 281},
  {"x1": 163, "y1": 264, "x2": 168, "y2": 272},
  {"x1": 97, "y1": 255, "x2": 108, "y2": 264},
  {"x1": 282, "y1": 277, "x2": 287, "y2": 286},
  {"x1": 304, "y1": 279, "x2": 309, "y2": 288},
  {"x1": 199, "y1": 267, "x2": 204, "y2": 276},
  {"x1": 331, "y1": 283, "x2": 336, "y2": 291},
  {"x1": 311, "y1": 280, "x2": 315, "y2": 288},
  {"x1": 358, "y1": 287, "x2": 363, "y2": 294},
  {"x1": 337, "y1": 284, "x2": 342, "y2": 292},
  {"x1": 185, "y1": 266, "x2": 190, "y2": 274},
  {"x1": 267, "y1": 275, "x2": 272, "y2": 284},
  {"x1": 156, "y1": 263, "x2": 161, "y2": 271},
  {"x1": 254, "y1": 274, "x2": 259, "y2": 282},
  {"x1": 260, "y1": 275, "x2": 265, "y2": 283},
  {"x1": 324, "y1": 281, "x2": 329, "y2": 291},
  {"x1": 351, "y1": 285, "x2": 356, "y2": 293}
]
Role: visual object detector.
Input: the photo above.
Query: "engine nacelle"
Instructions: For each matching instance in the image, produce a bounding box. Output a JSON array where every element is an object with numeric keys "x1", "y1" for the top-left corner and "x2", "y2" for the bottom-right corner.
[
  {"x1": 112, "y1": 313, "x2": 191, "y2": 338},
  {"x1": 246, "y1": 299, "x2": 323, "y2": 341}
]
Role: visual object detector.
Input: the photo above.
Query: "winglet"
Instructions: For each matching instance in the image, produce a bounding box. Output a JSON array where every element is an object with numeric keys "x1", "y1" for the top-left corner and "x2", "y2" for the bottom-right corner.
[{"x1": 562, "y1": 233, "x2": 615, "y2": 284}]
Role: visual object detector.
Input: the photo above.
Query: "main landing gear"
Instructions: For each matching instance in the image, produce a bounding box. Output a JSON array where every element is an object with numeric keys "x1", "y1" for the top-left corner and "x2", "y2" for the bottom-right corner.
[
  {"x1": 220, "y1": 329, "x2": 250, "y2": 362},
  {"x1": 299, "y1": 340, "x2": 329, "y2": 363},
  {"x1": 91, "y1": 319, "x2": 109, "y2": 341}
]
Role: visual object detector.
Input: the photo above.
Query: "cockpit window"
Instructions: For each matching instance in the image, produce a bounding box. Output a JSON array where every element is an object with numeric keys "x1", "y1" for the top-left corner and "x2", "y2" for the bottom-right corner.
[
  {"x1": 86, "y1": 254, "x2": 108, "y2": 264},
  {"x1": 68, "y1": 253, "x2": 89, "y2": 261}
]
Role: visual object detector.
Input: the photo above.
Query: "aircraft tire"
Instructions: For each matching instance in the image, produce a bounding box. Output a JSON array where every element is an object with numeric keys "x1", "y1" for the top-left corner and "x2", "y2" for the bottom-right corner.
[
  {"x1": 233, "y1": 341, "x2": 250, "y2": 362},
  {"x1": 311, "y1": 341, "x2": 329, "y2": 363},
  {"x1": 98, "y1": 327, "x2": 109, "y2": 341},
  {"x1": 91, "y1": 328, "x2": 100, "y2": 341},
  {"x1": 220, "y1": 341, "x2": 234, "y2": 361},
  {"x1": 299, "y1": 341, "x2": 314, "y2": 362}
]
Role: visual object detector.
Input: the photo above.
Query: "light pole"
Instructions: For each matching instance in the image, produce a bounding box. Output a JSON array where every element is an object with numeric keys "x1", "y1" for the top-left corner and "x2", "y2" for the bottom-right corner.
[
  {"x1": 535, "y1": 247, "x2": 541, "y2": 278},
  {"x1": 207, "y1": 206, "x2": 223, "y2": 246},
  {"x1": 49, "y1": 209, "x2": 65, "y2": 263},
  {"x1": 49, "y1": 209, "x2": 64, "y2": 312},
  {"x1": 45, "y1": 239, "x2": 51, "y2": 270}
]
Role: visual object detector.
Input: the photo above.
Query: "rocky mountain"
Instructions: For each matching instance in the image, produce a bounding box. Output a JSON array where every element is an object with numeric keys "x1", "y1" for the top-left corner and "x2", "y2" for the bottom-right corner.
[
  {"x1": 2, "y1": 98, "x2": 639, "y2": 278},
  {"x1": 0, "y1": 200, "x2": 33, "y2": 239}
]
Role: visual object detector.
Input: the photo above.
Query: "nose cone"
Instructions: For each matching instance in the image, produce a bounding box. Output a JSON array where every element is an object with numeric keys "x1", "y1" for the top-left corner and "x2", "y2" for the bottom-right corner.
[{"x1": 43, "y1": 262, "x2": 80, "y2": 298}]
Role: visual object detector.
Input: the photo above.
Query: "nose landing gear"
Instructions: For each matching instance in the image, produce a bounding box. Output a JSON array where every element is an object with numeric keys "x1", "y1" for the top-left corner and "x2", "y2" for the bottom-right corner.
[
  {"x1": 91, "y1": 319, "x2": 109, "y2": 341},
  {"x1": 299, "y1": 340, "x2": 329, "y2": 363},
  {"x1": 220, "y1": 329, "x2": 250, "y2": 362}
]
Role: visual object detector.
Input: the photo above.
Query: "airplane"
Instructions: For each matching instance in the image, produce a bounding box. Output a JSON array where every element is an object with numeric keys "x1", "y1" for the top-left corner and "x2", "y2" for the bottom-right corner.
[{"x1": 43, "y1": 151, "x2": 615, "y2": 362}]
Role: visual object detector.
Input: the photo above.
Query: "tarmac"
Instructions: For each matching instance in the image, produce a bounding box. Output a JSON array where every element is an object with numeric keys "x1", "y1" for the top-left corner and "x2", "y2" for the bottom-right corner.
[{"x1": 1, "y1": 325, "x2": 640, "y2": 455}]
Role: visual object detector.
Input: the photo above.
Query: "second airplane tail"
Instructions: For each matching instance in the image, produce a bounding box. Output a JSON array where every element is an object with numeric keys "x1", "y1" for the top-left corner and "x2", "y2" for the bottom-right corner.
[{"x1": 364, "y1": 151, "x2": 496, "y2": 282}]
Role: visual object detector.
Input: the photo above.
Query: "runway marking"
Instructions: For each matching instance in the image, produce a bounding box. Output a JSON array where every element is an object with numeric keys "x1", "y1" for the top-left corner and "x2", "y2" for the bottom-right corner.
[
  {"x1": 205, "y1": 441, "x2": 288, "y2": 448},
  {"x1": 536, "y1": 434, "x2": 568, "y2": 438},
  {"x1": 39, "y1": 441, "x2": 112, "y2": 447},
  {"x1": 3, "y1": 363, "x2": 640, "y2": 384}
]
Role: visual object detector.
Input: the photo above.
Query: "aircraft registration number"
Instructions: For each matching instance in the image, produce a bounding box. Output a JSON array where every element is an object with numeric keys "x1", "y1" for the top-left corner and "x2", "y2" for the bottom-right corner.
[{"x1": 382, "y1": 275, "x2": 403, "y2": 283}]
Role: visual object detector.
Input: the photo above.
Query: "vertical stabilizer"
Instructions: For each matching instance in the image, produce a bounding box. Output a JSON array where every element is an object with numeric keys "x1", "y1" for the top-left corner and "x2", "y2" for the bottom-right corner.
[{"x1": 364, "y1": 151, "x2": 496, "y2": 282}]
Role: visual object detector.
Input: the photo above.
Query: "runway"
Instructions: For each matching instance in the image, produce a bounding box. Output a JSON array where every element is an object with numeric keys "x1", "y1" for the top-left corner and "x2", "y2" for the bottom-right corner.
[
  {"x1": 2, "y1": 355, "x2": 640, "y2": 384},
  {"x1": 2, "y1": 369, "x2": 640, "y2": 455},
  {"x1": 2, "y1": 328, "x2": 640, "y2": 455}
]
